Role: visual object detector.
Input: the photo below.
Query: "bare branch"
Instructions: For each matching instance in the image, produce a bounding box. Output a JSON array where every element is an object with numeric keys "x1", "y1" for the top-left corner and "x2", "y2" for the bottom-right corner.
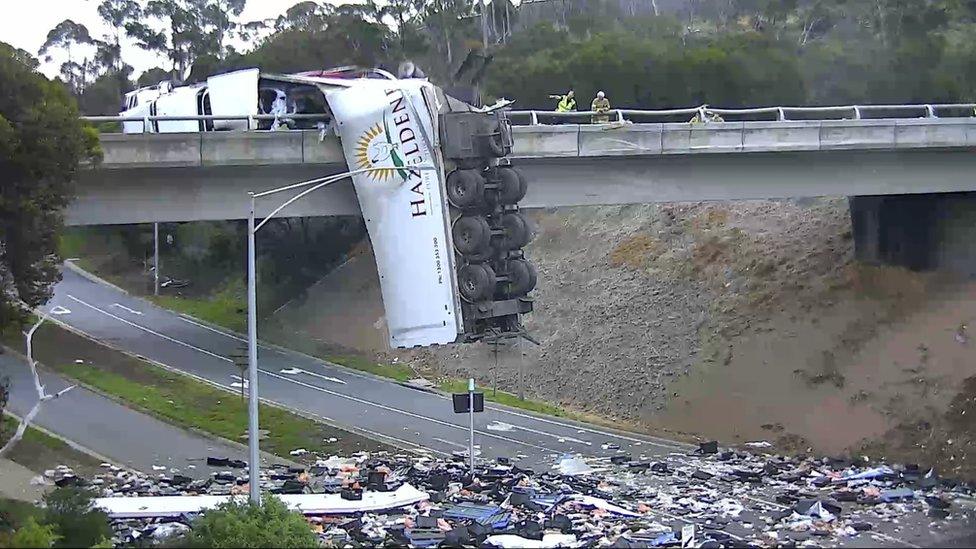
[{"x1": 0, "y1": 314, "x2": 75, "y2": 458}]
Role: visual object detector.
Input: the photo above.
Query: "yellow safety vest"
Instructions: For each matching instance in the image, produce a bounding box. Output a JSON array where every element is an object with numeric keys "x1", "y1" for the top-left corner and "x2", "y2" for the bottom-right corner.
[{"x1": 556, "y1": 96, "x2": 576, "y2": 112}]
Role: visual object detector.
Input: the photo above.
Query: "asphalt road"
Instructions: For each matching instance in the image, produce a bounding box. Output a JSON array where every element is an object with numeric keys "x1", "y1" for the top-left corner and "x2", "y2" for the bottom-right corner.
[
  {"x1": 49, "y1": 267, "x2": 692, "y2": 468},
  {"x1": 0, "y1": 352, "x2": 247, "y2": 479},
  {"x1": 39, "y1": 266, "x2": 976, "y2": 546}
]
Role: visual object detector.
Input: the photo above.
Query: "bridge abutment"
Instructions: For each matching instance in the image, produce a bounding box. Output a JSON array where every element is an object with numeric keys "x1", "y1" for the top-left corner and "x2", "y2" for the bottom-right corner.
[{"x1": 850, "y1": 192, "x2": 976, "y2": 275}]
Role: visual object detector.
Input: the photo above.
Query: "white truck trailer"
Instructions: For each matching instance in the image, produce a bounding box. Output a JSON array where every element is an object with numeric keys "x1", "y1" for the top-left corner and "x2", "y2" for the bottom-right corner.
[{"x1": 121, "y1": 69, "x2": 536, "y2": 349}]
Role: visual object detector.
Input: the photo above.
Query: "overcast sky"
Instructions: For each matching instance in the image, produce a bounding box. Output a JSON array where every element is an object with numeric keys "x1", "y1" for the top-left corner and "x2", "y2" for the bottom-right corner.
[{"x1": 0, "y1": 0, "x2": 344, "y2": 79}]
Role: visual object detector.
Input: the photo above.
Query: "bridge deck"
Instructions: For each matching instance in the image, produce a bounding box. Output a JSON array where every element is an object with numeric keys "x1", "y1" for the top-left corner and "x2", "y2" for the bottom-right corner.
[{"x1": 72, "y1": 119, "x2": 976, "y2": 225}]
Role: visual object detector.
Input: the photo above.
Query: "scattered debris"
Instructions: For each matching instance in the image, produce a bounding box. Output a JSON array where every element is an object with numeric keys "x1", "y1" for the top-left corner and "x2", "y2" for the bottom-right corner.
[
  {"x1": 406, "y1": 378, "x2": 436, "y2": 390},
  {"x1": 33, "y1": 442, "x2": 976, "y2": 547}
]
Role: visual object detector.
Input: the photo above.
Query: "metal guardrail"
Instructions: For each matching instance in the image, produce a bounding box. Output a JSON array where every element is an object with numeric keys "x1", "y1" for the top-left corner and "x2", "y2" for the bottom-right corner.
[
  {"x1": 83, "y1": 103, "x2": 976, "y2": 132},
  {"x1": 83, "y1": 113, "x2": 330, "y2": 133},
  {"x1": 506, "y1": 103, "x2": 976, "y2": 124}
]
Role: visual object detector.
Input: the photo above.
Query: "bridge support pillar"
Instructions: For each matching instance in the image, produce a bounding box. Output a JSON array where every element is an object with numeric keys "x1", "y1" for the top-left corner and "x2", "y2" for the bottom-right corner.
[{"x1": 849, "y1": 192, "x2": 976, "y2": 275}]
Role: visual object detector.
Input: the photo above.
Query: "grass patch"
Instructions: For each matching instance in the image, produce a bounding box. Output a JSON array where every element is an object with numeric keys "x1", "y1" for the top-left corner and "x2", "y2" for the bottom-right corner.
[
  {"x1": 327, "y1": 355, "x2": 416, "y2": 383},
  {"x1": 4, "y1": 324, "x2": 389, "y2": 460},
  {"x1": 149, "y1": 279, "x2": 247, "y2": 333},
  {"x1": 0, "y1": 497, "x2": 42, "y2": 529},
  {"x1": 0, "y1": 416, "x2": 103, "y2": 478},
  {"x1": 437, "y1": 379, "x2": 569, "y2": 417}
]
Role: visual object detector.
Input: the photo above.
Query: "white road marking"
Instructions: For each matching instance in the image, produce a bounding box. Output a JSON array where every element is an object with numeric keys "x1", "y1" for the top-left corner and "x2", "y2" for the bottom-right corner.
[
  {"x1": 177, "y1": 315, "x2": 246, "y2": 342},
  {"x1": 484, "y1": 404, "x2": 691, "y2": 450},
  {"x1": 260, "y1": 369, "x2": 557, "y2": 454},
  {"x1": 66, "y1": 295, "x2": 232, "y2": 363},
  {"x1": 506, "y1": 423, "x2": 591, "y2": 445},
  {"x1": 432, "y1": 437, "x2": 467, "y2": 449},
  {"x1": 111, "y1": 303, "x2": 143, "y2": 315},
  {"x1": 297, "y1": 368, "x2": 346, "y2": 385},
  {"x1": 416, "y1": 389, "x2": 685, "y2": 451},
  {"x1": 70, "y1": 292, "x2": 685, "y2": 456}
]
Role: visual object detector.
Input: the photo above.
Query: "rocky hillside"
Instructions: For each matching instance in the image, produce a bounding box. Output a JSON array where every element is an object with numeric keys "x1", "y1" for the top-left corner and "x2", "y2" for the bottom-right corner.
[{"x1": 271, "y1": 198, "x2": 976, "y2": 477}]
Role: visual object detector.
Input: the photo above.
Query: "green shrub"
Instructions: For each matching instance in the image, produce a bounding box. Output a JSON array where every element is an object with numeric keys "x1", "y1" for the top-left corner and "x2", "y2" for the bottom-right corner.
[
  {"x1": 10, "y1": 517, "x2": 61, "y2": 548},
  {"x1": 185, "y1": 496, "x2": 316, "y2": 548},
  {"x1": 42, "y1": 487, "x2": 110, "y2": 549}
]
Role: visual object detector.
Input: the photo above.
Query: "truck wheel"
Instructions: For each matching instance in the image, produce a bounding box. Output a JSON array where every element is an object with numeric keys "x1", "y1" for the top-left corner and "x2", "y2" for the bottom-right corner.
[
  {"x1": 446, "y1": 170, "x2": 485, "y2": 209},
  {"x1": 497, "y1": 213, "x2": 531, "y2": 250},
  {"x1": 505, "y1": 259, "x2": 537, "y2": 296},
  {"x1": 452, "y1": 216, "x2": 491, "y2": 255},
  {"x1": 458, "y1": 263, "x2": 496, "y2": 302},
  {"x1": 493, "y1": 167, "x2": 527, "y2": 204}
]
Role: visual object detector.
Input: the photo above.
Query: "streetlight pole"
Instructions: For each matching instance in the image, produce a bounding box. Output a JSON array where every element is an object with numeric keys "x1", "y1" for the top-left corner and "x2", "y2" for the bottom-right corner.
[
  {"x1": 243, "y1": 165, "x2": 437, "y2": 505},
  {"x1": 246, "y1": 193, "x2": 260, "y2": 504}
]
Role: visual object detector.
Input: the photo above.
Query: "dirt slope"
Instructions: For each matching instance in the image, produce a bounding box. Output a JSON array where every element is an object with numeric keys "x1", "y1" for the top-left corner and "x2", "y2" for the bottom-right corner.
[{"x1": 273, "y1": 198, "x2": 976, "y2": 476}]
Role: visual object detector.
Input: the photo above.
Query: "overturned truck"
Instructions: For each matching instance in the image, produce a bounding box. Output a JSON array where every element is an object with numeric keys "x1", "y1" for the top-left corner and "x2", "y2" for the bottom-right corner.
[{"x1": 122, "y1": 69, "x2": 535, "y2": 348}]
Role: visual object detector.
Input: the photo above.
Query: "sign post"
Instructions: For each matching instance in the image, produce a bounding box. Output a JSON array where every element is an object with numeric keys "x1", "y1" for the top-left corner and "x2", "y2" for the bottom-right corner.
[
  {"x1": 468, "y1": 378, "x2": 475, "y2": 472},
  {"x1": 451, "y1": 380, "x2": 484, "y2": 474}
]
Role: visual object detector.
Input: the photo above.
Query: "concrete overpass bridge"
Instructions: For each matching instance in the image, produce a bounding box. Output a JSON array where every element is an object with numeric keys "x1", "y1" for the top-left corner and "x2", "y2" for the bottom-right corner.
[{"x1": 77, "y1": 108, "x2": 976, "y2": 271}]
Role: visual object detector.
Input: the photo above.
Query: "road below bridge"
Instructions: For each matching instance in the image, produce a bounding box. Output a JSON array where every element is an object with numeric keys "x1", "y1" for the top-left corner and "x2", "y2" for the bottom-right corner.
[
  {"x1": 48, "y1": 266, "x2": 686, "y2": 468},
  {"x1": 27, "y1": 265, "x2": 976, "y2": 547}
]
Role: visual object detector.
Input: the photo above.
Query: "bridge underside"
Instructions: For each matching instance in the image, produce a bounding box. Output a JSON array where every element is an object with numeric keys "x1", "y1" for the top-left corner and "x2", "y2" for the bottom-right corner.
[{"x1": 69, "y1": 148, "x2": 976, "y2": 226}]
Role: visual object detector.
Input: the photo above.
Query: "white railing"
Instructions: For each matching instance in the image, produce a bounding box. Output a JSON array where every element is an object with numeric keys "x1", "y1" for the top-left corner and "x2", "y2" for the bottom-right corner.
[
  {"x1": 82, "y1": 102, "x2": 976, "y2": 132},
  {"x1": 506, "y1": 103, "x2": 976, "y2": 124},
  {"x1": 83, "y1": 113, "x2": 331, "y2": 133}
]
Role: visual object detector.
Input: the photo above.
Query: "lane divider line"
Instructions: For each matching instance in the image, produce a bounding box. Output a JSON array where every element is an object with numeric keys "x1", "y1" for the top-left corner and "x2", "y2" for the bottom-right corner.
[
  {"x1": 259, "y1": 369, "x2": 558, "y2": 454},
  {"x1": 66, "y1": 295, "x2": 233, "y2": 363},
  {"x1": 69, "y1": 293, "x2": 683, "y2": 454}
]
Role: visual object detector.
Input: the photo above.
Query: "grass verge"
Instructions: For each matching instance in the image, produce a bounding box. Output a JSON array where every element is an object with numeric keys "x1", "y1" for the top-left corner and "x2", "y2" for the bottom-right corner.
[
  {"x1": 148, "y1": 279, "x2": 247, "y2": 333},
  {"x1": 0, "y1": 416, "x2": 104, "y2": 478},
  {"x1": 1, "y1": 324, "x2": 390, "y2": 459},
  {"x1": 325, "y1": 354, "x2": 416, "y2": 383}
]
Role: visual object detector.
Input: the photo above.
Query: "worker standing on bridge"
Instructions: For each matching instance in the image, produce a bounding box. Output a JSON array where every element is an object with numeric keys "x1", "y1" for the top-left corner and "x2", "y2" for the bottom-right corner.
[
  {"x1": 591, "y1": 91, "x2": 611, "y2": 123},
  {"x1": 549, "y1": 90, "x2": 576, "y2": 113}
]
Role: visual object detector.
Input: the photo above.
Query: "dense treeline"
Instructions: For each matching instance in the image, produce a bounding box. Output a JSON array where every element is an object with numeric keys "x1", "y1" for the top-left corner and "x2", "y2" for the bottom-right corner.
[
  {"x1": 30, "y1": 0, "x2": 976, "y2": 311},
  {"x1": 38, "y1": 0, "x2": 976, "y2": 115}
]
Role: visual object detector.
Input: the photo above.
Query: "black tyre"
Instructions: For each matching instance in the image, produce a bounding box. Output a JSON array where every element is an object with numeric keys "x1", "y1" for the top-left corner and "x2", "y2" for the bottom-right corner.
[
  {"x1": 493, "y1": 167, "x2": 527, "y2": 204},
  {"x1": 446, "y1": 170, "x2": 485, "y2": 209},
  {"x1": 458, "y1": 263, "x2": 497, "y2": 302},
  {"x1": 505, "y1": 259, "x2": 537, "y2": 296},
  {"x1": 497, "y1": 213, "x2": 531, "y2": 250},
  {"x1": 452, "y1": 216, "x2": 491, "y2": 255}
]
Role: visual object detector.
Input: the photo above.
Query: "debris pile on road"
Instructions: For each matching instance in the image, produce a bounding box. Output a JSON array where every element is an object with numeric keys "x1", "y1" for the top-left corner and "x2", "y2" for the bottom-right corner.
[{"x1": 45, "y1": 445, "x2": 976, "y2": 547}]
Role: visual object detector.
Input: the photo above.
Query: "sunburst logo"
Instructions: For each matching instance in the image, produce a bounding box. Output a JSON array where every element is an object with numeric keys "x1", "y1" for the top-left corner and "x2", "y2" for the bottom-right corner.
[{"x1": 354, "y1": 119, "x2": 409, "y2": 182}]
